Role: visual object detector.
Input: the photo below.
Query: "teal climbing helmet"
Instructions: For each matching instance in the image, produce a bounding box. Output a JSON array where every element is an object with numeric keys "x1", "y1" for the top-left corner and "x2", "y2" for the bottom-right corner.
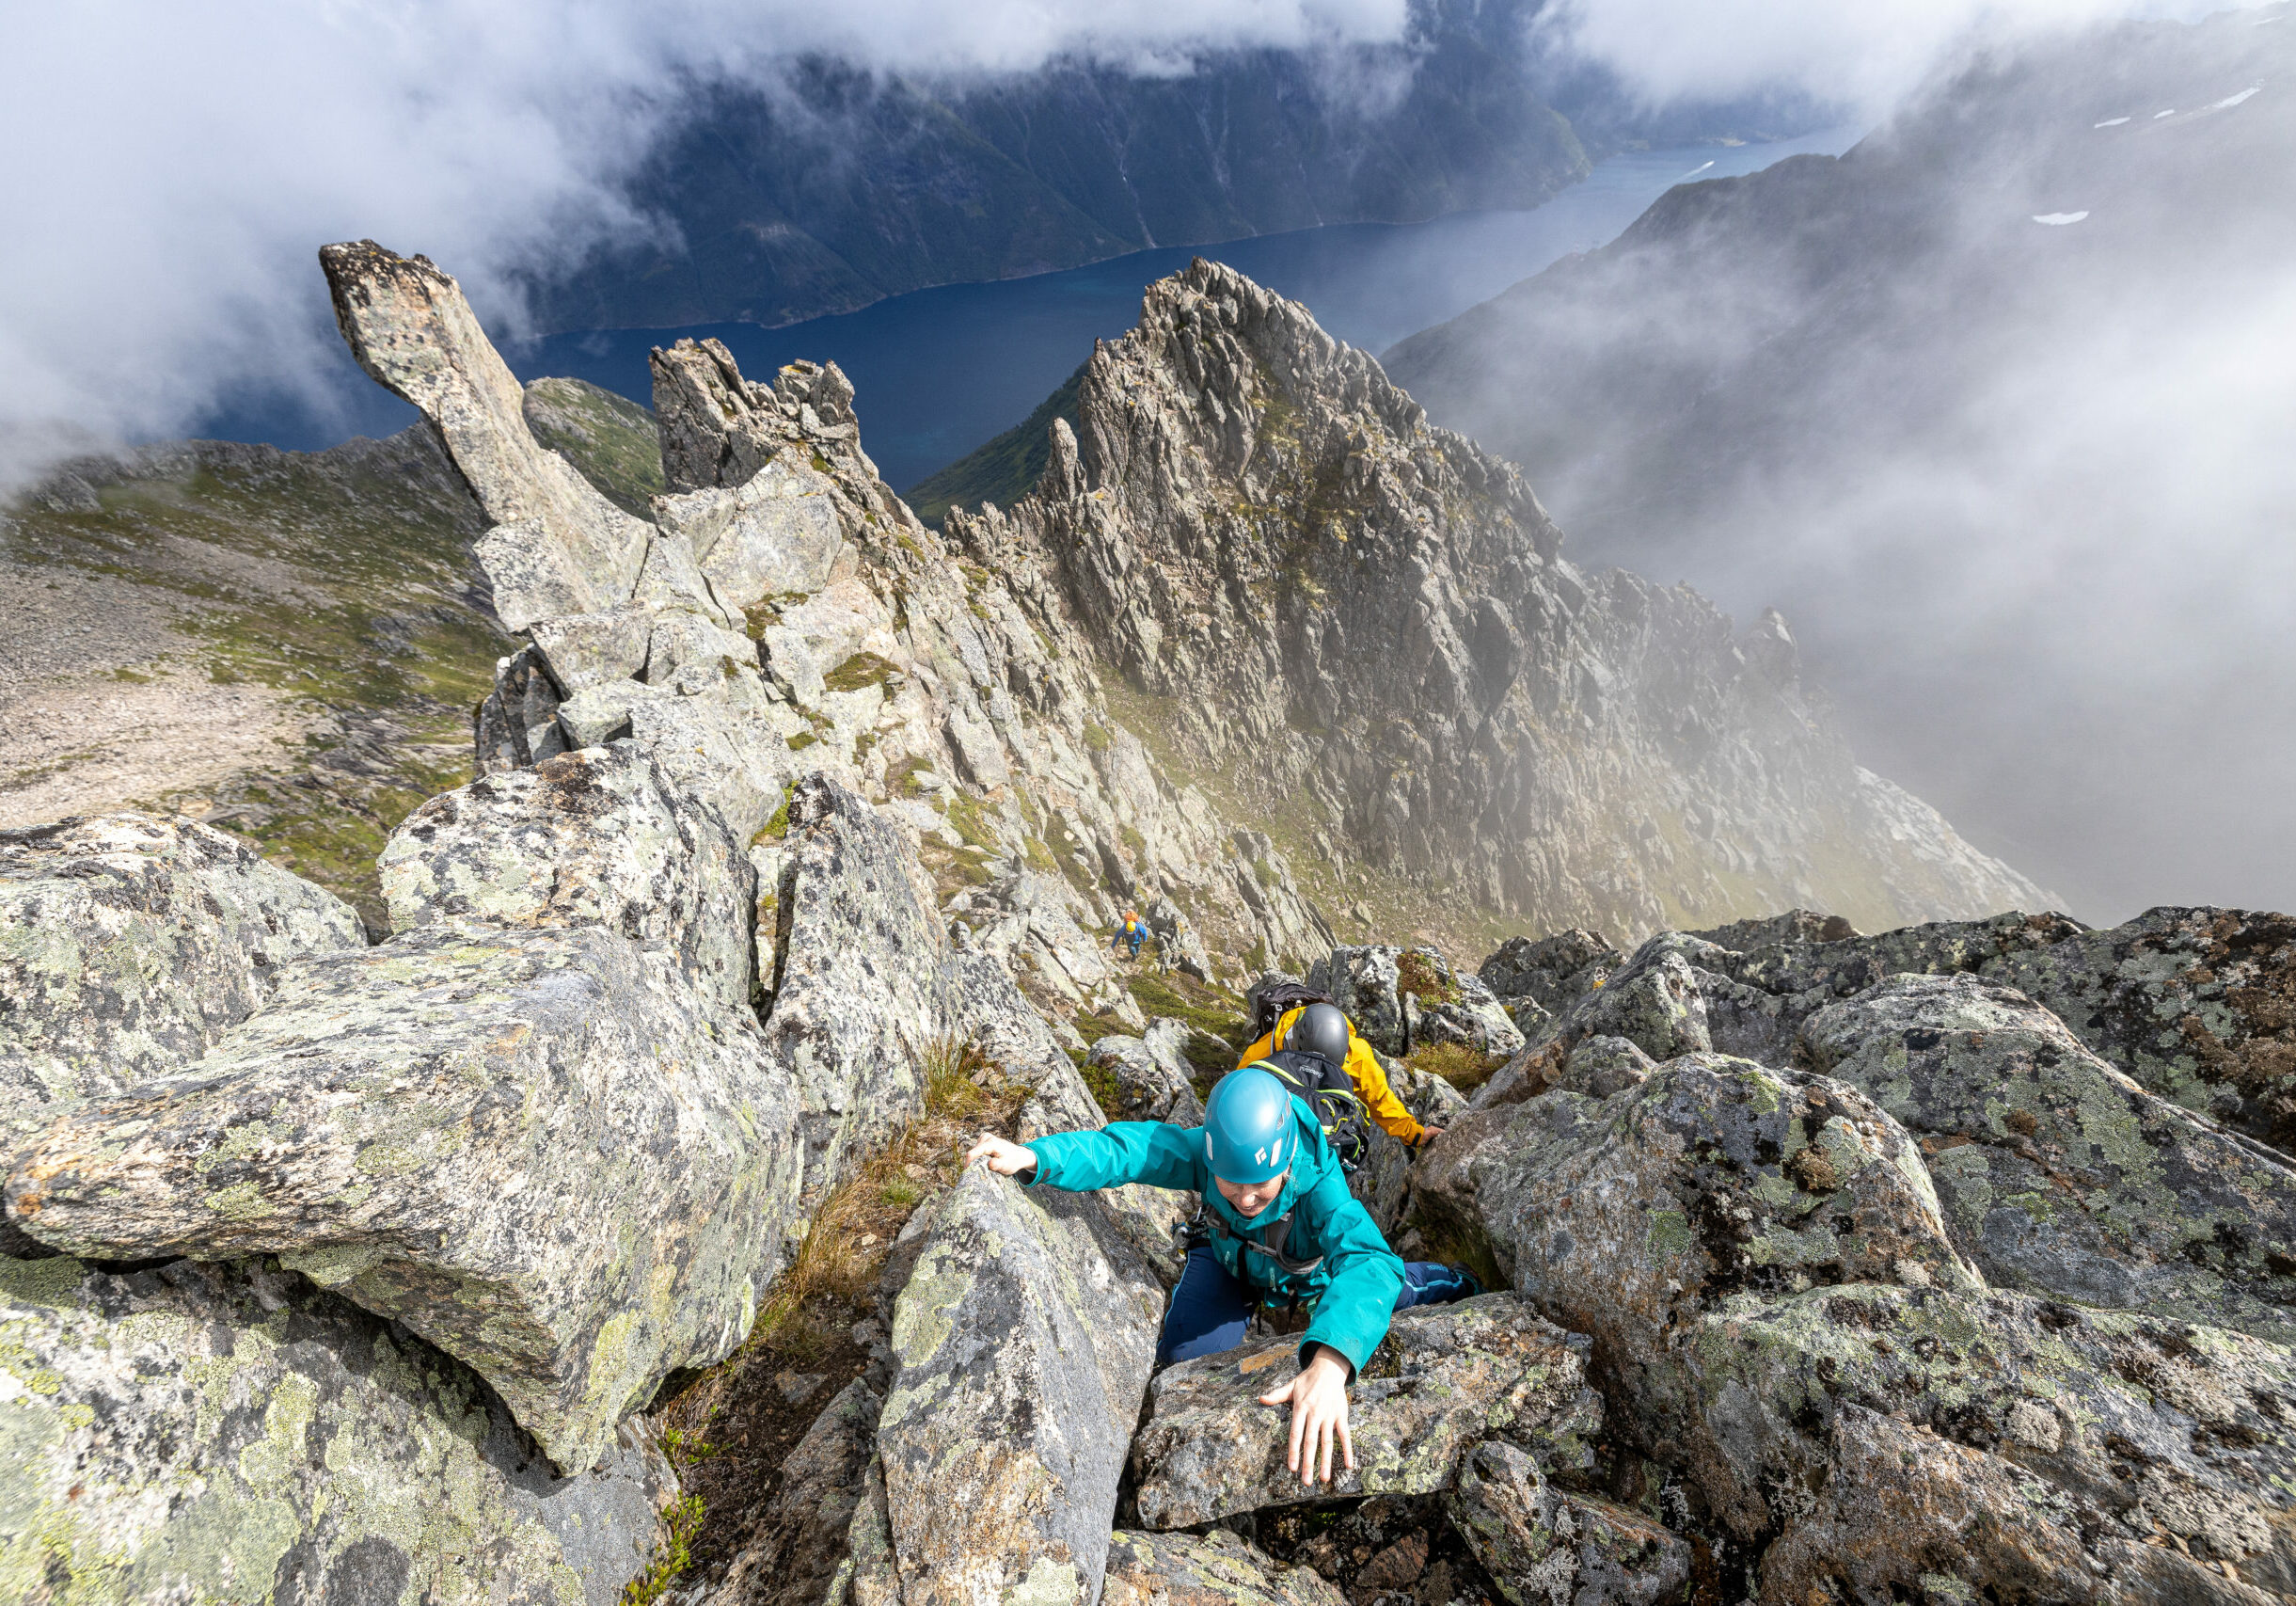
[{"x1": 1203, "y1": 1066, "x2": 1297, "y2": 1185}]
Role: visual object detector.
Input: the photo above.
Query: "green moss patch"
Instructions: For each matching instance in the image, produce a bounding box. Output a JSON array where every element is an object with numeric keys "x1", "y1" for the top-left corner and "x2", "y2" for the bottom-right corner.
[{"x1": 823, "y1": 651, "x2": 899, "y2": 693}]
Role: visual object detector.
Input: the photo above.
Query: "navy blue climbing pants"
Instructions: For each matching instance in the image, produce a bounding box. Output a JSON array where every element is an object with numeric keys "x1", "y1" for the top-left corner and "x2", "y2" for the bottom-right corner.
[{"x1": 1152, "y1": 1245, "x2": 1480, "y2": 1367}]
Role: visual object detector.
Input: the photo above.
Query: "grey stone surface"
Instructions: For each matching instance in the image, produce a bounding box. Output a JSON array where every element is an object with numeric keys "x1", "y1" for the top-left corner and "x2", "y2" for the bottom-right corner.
[
  {"x1": 1101, "y1": 1529, "x2": 1346, "y2": 1606},
  {"x1": 879, "y1": 1163, "x2": 1163, "y2": 1606},
  {"x1": 553, "y1": 676, "x2": 667, "y2": 749},
  {"x1": 1016, "y1": 1051, "x2": 1192, "y2": 1287},
  {"x1": 0, "y1": 1252, "x2": 670, "y2": 1605},
  {"x1": 1412, "y1": 1055, "x2": 1976, "y2": 1536},
  {"x1": 1088, "y1": 1030, "x2": 1205, "y2": 1125},
  {"x1": 530, "y1": 608, "x2": 655, "y2": 694},
  {"x1": 1445, "y1": 1442, "x2": 1689, "y2": 1606},
  {"x1": 1701, "y1": 1286, "x2": 2296, "y2": 1600},
  {"x1": 1130, "y1": 1294, "x2": 1601, "y2": 1529},
  {"x1": 0, "y1": 813, "x2": 364, "y2": 1125},
  {"x1": 378, "y1": 742, "x2": 756, "y2": 1012},
  {"x1": 631, "y1": 527, "x2": 741, "y2": 629},
  {"x1": 655, "y1": 453, "x2": 847, "y2": 611},
  {"x1": 477, "y1": 644, "x2": 568, "y2": 773},
  {"x1": 6, "y1": 921, "x2": 803, "y2": 1473},
  {"x1": 1801, "y1": 971, "x2": 2296, "y2": 1343},
  {"x1": 1479, "y1": 931, "x2": 1623, "y2": 1017},
  {"x1": 759, "y1": 775, "x2": 948, "y2": 1196},
  {"x1": 1524, "y1": 908, "x2": 2296, "y2": 1165},
  {"x1": 320, "y1": 241, "x2": 650, "y2": 623}
]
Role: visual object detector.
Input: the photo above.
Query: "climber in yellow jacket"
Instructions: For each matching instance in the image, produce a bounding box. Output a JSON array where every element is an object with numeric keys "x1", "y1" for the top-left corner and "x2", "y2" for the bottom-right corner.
[{"x1": 1238, "y1": 1000, "x2": 1443, "y2": 1149}]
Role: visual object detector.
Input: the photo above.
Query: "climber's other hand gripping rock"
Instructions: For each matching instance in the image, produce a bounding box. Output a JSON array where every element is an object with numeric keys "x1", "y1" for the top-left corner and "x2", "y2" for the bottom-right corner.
[{"x1": 1259, "y1": 1342, "x2": 1355, "y2": 1486}]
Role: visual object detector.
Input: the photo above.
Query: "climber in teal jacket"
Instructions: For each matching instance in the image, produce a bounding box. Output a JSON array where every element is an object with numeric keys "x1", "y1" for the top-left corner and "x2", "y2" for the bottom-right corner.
[{"x1": 966, "y1": 1063, "x2": 1479, "y2": 1487}]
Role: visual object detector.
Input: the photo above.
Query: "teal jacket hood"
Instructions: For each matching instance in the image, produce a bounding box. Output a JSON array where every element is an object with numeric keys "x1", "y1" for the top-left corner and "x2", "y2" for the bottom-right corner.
[{"x1": 1021, "y1": 1096, "x2": 1405, "y2": 1375}]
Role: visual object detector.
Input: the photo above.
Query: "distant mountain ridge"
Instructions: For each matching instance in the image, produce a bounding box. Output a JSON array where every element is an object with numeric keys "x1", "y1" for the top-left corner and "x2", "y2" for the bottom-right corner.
[
  {"x1": 1381, "y1": 3, "x2": 2296, "y2": 917},
  {"x1": 536, "y1": 0, "x2": 1603, "y2": 333}
]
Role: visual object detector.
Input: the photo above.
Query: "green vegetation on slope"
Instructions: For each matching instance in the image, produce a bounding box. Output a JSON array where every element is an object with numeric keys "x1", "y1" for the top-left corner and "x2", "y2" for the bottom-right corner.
[
  {"x1": 905, "y1": 363, "x2": 1085, "y2": 527},
  {"x1": 1, "y1": 382, "x2": 665, "y2": 931},
  {"x1": 524, "y1": 376, "x2": 665, "y2": 517}
]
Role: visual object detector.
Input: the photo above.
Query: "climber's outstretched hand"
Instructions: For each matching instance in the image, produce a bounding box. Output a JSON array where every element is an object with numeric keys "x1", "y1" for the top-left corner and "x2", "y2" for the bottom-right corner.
[{"x1": 965, "y1": 1134, "x2": 1037, "y2": 1176}]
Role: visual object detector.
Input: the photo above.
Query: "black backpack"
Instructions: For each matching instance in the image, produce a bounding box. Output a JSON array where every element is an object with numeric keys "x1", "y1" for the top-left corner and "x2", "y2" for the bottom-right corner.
[
  {"x1": 1247, "y1": 981, "x2": 1334, "y2": 1044},
  {"x1": 1249, "y1": 1047, "x2": 1373, "y2": 1173}
]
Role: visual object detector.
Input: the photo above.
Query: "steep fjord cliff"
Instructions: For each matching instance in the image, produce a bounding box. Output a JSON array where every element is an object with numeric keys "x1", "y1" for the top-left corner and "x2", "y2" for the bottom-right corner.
[{"x1": 950, "y1": 260, "x2": 2047, "y2": 939}]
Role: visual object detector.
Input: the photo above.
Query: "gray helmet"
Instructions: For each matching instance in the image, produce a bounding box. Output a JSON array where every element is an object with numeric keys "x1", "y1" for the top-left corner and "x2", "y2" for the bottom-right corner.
[{"x1": 1283, "y1": 1001, "x2": 1351, "y2": 1069}]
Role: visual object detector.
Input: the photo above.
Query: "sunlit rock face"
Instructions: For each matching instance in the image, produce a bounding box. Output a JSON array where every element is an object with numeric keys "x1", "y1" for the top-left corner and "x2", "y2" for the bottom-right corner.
[{"x1": 952, "y1": 260, "x2": 2049, "y2": 940}]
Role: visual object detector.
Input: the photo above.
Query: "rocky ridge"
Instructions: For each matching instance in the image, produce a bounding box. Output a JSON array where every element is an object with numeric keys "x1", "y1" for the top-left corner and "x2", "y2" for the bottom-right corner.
[
  {"x1": 948, "y1": 260, "x2": 2048, "y2": 940},
  {"x1": 4, "y1": 234, "x2": 2287, "y2": 1606}
]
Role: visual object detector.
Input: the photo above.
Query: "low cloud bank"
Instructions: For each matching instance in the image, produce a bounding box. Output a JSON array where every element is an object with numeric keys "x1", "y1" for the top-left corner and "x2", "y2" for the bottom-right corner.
[{"x1": 0, "y1": 0, "x2": 1407, "y2": 485}]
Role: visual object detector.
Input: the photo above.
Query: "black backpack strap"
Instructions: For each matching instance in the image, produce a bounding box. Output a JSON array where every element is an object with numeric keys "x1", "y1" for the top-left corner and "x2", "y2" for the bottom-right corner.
[{"x1": 1205, "y1": 1205, "x2": 1325, "y2": 1280}]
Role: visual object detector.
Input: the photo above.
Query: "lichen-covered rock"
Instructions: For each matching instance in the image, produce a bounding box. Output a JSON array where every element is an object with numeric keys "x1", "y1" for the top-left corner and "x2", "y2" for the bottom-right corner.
[
  {"x1": 1413, "y1": 1055, "x2": 1976, "y2": 1537},
  {"x1": 1480, "y1": 931, "x2": 1623, "y2": 1017},
  {"x1": 705, "y1": 1378, "x2": 882, "y2": 1606},
  {"x1": 1129, "y1": 1294, "x2": 1602, "y2": 1529},
  {"x1": 1541, "y1": 940, "x2": 1720, "y2": 1064},
  {"x1": 1690, "y1": 1284, "x2": 2296, "y2": 1598},
  {"x1": 1769, "y1": 907, "x2": 2296, "y2": 1157},
  {"x1": 1685, "y1": 909, "x2": 1856, "y2": 950},
  {"x1": 0, "y1": 1253, "x2": 670, "y2": 1605},
  {"x1": 1444, "y1": 1441, "x2": 1690, "y2": 1606},
  {"x1": 478, "y1": 643, "x2": 572, "y2": 774},
  {"x1": 1017, "y1": 1049, "x2": 1192, "y2": 1288},
  {"x1": 379, "y1": 742, "x2": 758, "y2": 1012},
  {"x1": 530, "y1": 607, "x2": 654, "y2": 694},
  {"x1": 1101, "y1": 1529, "x2": 1346, "y2": 1606},
  {"x1": 828, "y1": 1452, "x2": 904, "y2": 1606},
  {"x1": 1801, "y1": 972, "x2": 2296, "y2": 1343},
  {"x1": 1351, "y1": 1056, "x2": 1466, "y2": 1235},
  {"x1": 1314, "y1": 946, "x2": 1407, "y2": 1056},
  {"x1": 1560, "y1": 1035, "x2": 1656, "y2": 1100},
  {"x1": 320, "y1": 241, "x2": 651, "y2": 624},
  {"x1": 6, "y1": 922, "x2": 802, "y2": 1473},
  {"x1": 878, "y1": 1163, "x2": 1163, "y2": 1606},
  {"x1": 1089, "y1": 1028, "x2": 1206, "y2": 1125},
  {"x1": 653, "y1": 452, "x2": 847, "y2": 612},
  {"x1": 760, "y1": 774, "x2": 959, "y2": 1194},
  {"x1": 1537, "y1": 908, "x2": 2296, "y2": 1164},
  {"x1": 0, "y1": 813, "x2": 365, "y2": 1125}
]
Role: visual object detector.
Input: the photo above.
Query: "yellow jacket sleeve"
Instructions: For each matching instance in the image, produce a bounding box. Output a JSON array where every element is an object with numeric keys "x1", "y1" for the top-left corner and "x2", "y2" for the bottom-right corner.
[{"x1": 1238, "y1": 1007, "x2": 1425, "y2": 1145}]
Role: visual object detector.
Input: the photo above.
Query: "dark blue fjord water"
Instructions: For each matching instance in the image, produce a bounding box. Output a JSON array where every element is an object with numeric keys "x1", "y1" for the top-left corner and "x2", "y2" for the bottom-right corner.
[{"x1": 203, "y1": 127, "x2": 1860, "y2": 492}]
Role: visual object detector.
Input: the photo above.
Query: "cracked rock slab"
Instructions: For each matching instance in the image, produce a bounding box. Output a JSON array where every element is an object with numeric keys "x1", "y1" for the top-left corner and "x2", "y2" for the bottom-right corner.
[
  {"x1": 879, "y1": 1163, "x2": 1163, "y2": 1606},
  {"x1": 379, "y1": 742, "x2": 756, "y2": 1013},
  {"x1": 5, "y1": 921, "x2": 802, "y2": 1473},
  {"x1": 0, "y1": 812, "x2": 364, "y2": 1128},
  {"x1": 0, "y1": 1253, "x2": 671, "y2": 1606},
  {"x1": 1130, "y1": 1294, "x2": 1602, "y2": 1530},
  {"x1": 1102, "y1": 1529, "x2": 1346, "y2": 1606},
  {"x1": 1801, "y1": 971, "x2": 2296, "y2": 1344}
]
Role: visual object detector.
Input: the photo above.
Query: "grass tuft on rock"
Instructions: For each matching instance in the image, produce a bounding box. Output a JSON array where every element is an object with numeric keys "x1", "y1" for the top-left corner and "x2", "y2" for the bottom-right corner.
[
  {"x1": 643, "y1": 1040, "x2": 1028, "y2": 1595},
  {"x1": 1406, "y1": 1041, "x2": 1507, "y2": 1093}
]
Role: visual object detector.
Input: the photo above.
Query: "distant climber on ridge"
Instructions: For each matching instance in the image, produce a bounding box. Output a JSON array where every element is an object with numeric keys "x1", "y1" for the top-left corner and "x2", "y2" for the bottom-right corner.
[
  {"x1": 1241, "y1": 992, "x2": 1444, "y2": 1150},
  {"x1": 1114, "y1": 908, "x2": 1147, "y2": 961},
  {"x1": 966, "y1": 1063, "x2": 1481, "y2": 1487}
]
